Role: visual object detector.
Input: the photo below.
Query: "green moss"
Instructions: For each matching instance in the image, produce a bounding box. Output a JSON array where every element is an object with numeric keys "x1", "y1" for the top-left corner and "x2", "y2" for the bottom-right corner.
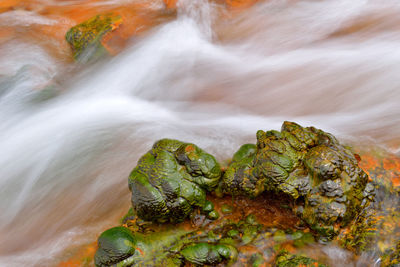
[
  {"x1": 275, "y1": 251, "x2": 328, "y2": 267},
  {"x1": 221, "y1": 204, "x2": 234, "y2": 214},
  {"x1": 180, "y1": 243, "x2": 238, "y2": 265},
  {"x1": 65, "y1": 14, "x2": 122, "y2": 62},
  {"x1": 94, "y1": 215, "x2": 266, "y2": 266},
  {"x1": 94, "y1": 227, "x2": 138, "y2": 267},
  {"x1": 248, "y1": 253, "x2": 265, "y2": 267},
  {"x1": 207, "y1": 210, "x2": 220, "y2": 220},
  {"x1": 128, "y1": 139, "x2": 222, "y2": 223},
  {"x1": 231, "y1": 144, "x2": 256, "y2": 163},
  {"x1": 94, "y1": 122, "x2": 385, "y2": 266},
  {"x1": 381, "y1": 240, "x2": 400, "y2": 267},
  {"x1": 273, "y1": 230, "x2": 287, "y2": 243},
  {"x1": 221, "y1": 121, "x2": 372, "y2": 241},
  {"x1": 293, "y1": 232, "x2": 315, "y2": 248}
]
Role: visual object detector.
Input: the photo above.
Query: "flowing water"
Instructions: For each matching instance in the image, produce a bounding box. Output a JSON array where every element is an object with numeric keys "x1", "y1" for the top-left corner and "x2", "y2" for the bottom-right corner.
[{"x1": 0, "y1": 0, "x2": 399, "y2": 266}]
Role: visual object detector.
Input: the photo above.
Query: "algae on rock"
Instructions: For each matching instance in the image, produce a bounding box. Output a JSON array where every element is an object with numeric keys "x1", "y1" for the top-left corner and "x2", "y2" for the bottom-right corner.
[
  {"x1": 128, "y1": 138, "x2": 222, "y2": 223},
  {"x1": 275, "y1": 250, "x2": 328, "y2": 267},
  {"x1": 222, "y1": 121, "x2": 373, "y2": 241},
  {"x1": 93, "y1": 122, "x2": 398, "y2": 267},
  {"x1": 65, "y1": 14, "x2": 122, "y2": 62}
]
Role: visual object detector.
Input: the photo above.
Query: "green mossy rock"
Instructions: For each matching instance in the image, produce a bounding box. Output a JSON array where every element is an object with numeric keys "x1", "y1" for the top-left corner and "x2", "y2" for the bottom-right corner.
[
  {"x1": 275, "y1": 251, "x2": 328, "y2": 267},
  {"x1": 128, "y1": 139, "x2": 222, "y2": 223},
  {"x1": 180, "y1": 242, "x2": 238, "y2": 265},
  {"x1": 94, "y1": 213, "x2": 266, "y2": 266},
  {"x1": 381, "y1": 240, "x2": 400, "y2": 266},
  {"x1": 222, "y1": 121, "x2": 373, "y2": 240},
  {"x1": 94, "y1": 227, "x2": 138, "y2": 267},
  {"x1": 93, "y1": 122, "x2": 398, "y2": 267},
  {"x1": 337, "y1": 169, "x2": 399, "y2": 263},
  {"x1": 65, "y1": 14, "x2": 122, "y2": 62},
  {"x1": 94, "y1": 224, "x2": 189, "y2": 267}
]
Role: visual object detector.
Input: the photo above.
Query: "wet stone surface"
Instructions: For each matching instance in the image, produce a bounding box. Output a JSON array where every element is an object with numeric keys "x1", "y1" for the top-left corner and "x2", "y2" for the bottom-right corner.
[{"x1": 91, "y1": 122, "x2": 400, "y2": 267}]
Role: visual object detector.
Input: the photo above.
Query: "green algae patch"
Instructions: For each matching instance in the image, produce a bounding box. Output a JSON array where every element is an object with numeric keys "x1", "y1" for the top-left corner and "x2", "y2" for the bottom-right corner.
[
  {"x1": 221, "y1": 204, "x2": 234, "y2": 214},
  {"x1": 275, "y1": 250, "x2": 328, "y2": 267},
  {"x1": 95, "y1": 210, "x2": 275, "y2": 266},
  {"x1": 180, "y1": 242, "x2": 237, "y2": 265},
  {"x1": 95, "y1": 224, "x2": 191, "y2": 267},
  {"x1": 222, "y1": 121, "x2": 373, "y2": 241},
  {"x1": 94, "y1": 227, "x2": 137, "y2": 267},
  {"x1": 128, "y1": 139, "x2": 222, "y2": 224},
  {"x1": 65, "y1": 14, "x2": 122, "y2": 62}
]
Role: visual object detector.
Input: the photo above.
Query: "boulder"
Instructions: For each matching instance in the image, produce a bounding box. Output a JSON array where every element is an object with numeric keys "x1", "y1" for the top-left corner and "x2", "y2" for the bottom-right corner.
[
  {"x1": 65, "y1": 14, "x2": 122, "y2": 62},
  {"x1": 128, "y1": 139, "x2": 221, "y2": 223},
  {"x1": 222, "y1": 121, "x2": 373, "y2": 240}
]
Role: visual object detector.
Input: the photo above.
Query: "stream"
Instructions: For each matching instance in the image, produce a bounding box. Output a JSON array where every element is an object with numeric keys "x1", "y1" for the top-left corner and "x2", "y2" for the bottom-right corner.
[{"x1": 0, "y1": 0, "x2": 399, "y2": 266}]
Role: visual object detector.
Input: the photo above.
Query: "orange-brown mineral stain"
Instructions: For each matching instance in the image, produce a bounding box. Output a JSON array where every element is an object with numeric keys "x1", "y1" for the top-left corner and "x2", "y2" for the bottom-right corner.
[
  {"x1": 163, "y1": 0, "x2": 179, "y2": 9},
  {"x1": 225, "y1": 0, "x2": 260, "y2": 9},
  {"x1": 357, "y1": 146, "x2": 400, "y2": 188},
  {"x1": 57, "y1": 241, "x2": 97, "y2": 267},
  {"x1": 0, "y1": 27, "x2": 15, "y2": 44},
  {"x1": 209, "y1": 193, "x2": 299, "y2": 229},
  {"x1": 163, "y1": 0, "x2": 261, "y2": 10},
  {"x1": 185, "y1": 144, "x2": 195, "y2": 153},
  {"x1": 0, "y1": 0, "x2": 268, "y2": 64},
  {"x1": 0, "y1": 0, "x2": 176, "y2": 63}
]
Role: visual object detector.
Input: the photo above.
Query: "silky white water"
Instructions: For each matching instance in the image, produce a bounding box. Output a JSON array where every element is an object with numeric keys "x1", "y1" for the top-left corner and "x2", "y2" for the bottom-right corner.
[{"x1": 0, "y1": 0, "x2": 399, "y2": 265}]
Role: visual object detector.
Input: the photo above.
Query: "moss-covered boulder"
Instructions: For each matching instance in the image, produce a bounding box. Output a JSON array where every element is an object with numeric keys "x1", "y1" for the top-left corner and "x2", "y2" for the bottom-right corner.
[
  {"x1": 94, "y1": 211, "x2": 269, "y2": 267},
  {"x1": 128, "y1": 139, "x2": 222, "y2": 223},
  {"x1": 222, "y1": 121, "x2": 373, "y2": 240},
  {"x1": 94, "y1": 224, "x2": 188, "y2": 267},
  {"x1": 92, "y1": 122, "x2": 400, "y2": 267},
  {"x1": 65, "y1": 14, "x2": 122, "y2": 62},
  {"x1": 94, "y1": 226, "x2": 139, "y2": 267}
]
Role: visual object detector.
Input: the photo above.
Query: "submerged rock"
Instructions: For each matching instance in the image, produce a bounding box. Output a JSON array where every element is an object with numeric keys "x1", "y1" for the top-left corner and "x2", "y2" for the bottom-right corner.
[
  {"x1": 222, "y1": 121, "x2": 372, "y2": 240},
  {"x1": 128, "y1": 139, "x2": 221, "y2": 223},
  {"x1": 275, "y1": 250, "x2": 328, "y2": 267},
  {"x1": 65, "y1": 14, "x2": 122, "y2": 62}
]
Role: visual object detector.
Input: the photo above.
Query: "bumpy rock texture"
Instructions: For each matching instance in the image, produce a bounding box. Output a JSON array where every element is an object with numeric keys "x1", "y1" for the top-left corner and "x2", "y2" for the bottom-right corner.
[
  {"x1": 222, "y1": 121, "x2": 372, "y2": 240},
  {"x1": 65, "y1": 14, "x2": 122, "y2": 61},
  {"x1": 337, "y1": 146, "x2": 400, "y2": 264},
  {"x1": 180, "y1": 242, "x2": 237, "y2": 265},
  {"x1": 275, "y1": 251, "x2": 328, "y2": 267},
  {"x1": 93, "y1": 122, "x2": 399, "y2": 267},
  {"x1": 128, "y1": 139, "x2": 221, "y2": 223},
  {"x1": 94, "y1": 219, "x2": 244, "y2": 266},
  {"x1": 94, "y1": 226, "x2": 138, "y2": 267}
]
